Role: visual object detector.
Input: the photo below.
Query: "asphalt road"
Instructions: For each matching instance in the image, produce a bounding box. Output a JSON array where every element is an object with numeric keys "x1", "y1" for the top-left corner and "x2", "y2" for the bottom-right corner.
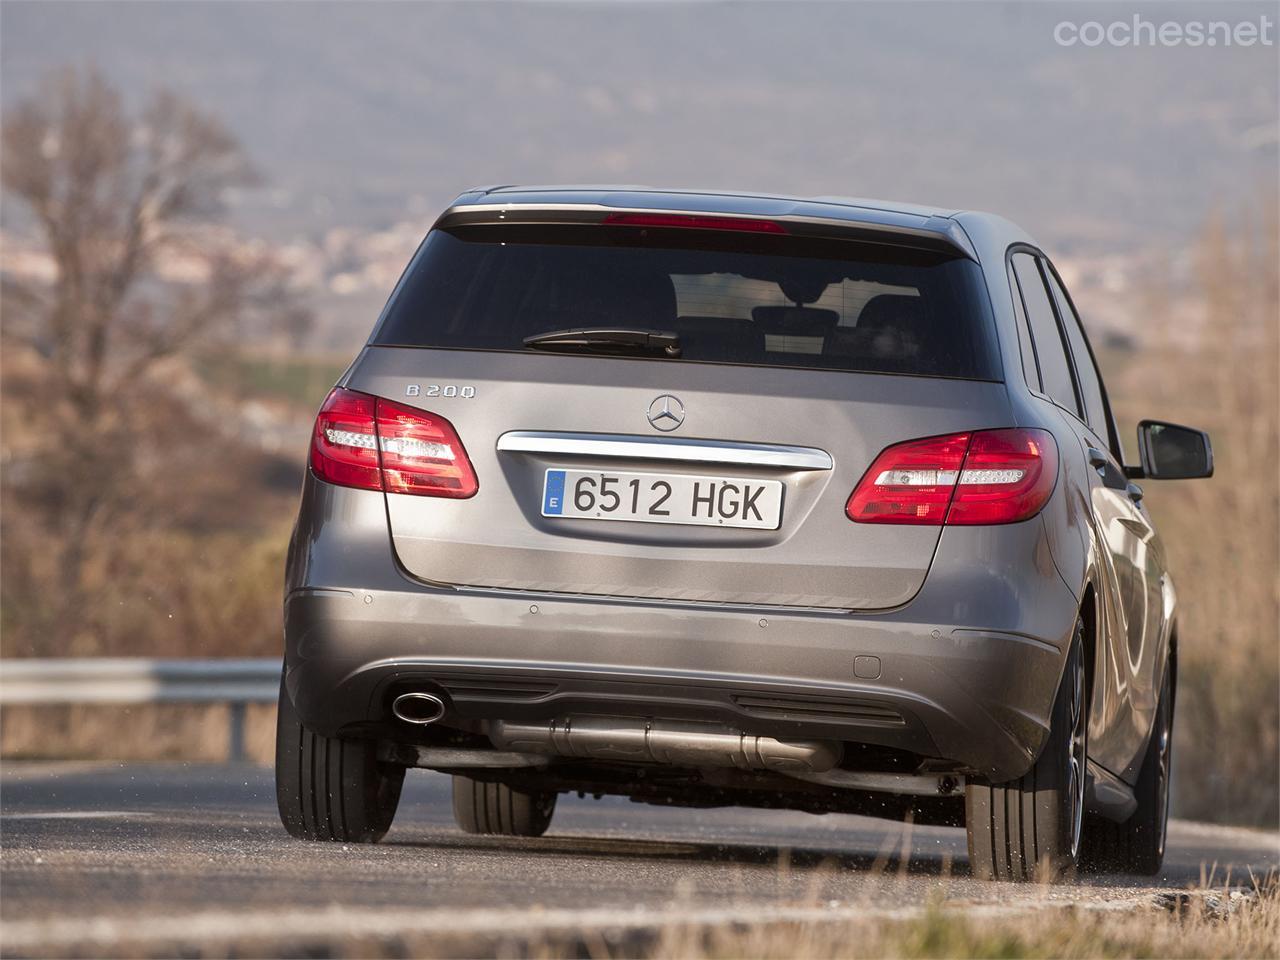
[{"x1": 2, "y1": 762, "x2": 1277, "y2": 955}]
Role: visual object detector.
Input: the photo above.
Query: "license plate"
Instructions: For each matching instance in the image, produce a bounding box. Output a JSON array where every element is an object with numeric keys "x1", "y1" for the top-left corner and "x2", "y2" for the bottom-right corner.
[{"x1": 541, "y1": 469, "x2": 783, "y2": 530}]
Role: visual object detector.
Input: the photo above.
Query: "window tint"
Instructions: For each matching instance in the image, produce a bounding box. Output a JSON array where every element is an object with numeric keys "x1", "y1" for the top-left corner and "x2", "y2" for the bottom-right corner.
[
  {"x1": 374, "y1": 225, "x2": 1003, "y2": 380},
  {"x1": 1008, "y1": 272, "x2": 1041, "y2": 390},
  {"x1": 1011, "y1": 253, "x2": 1080, "y2": 414},
  {"x1": 1044, "y1": 267, "x2": 1109, "y2": 440}
]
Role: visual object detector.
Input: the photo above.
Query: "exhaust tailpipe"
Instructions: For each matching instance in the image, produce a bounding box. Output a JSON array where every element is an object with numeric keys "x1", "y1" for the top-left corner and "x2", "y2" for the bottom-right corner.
[{"x1": 391, "y1": 692, "x2": 446, "y2": 725}]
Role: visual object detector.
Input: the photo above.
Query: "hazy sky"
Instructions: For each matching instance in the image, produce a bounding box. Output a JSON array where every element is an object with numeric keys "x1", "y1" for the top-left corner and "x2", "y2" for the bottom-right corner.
[{"x1": 2, "y1": 1, "x2": 1276, "y2": 253}]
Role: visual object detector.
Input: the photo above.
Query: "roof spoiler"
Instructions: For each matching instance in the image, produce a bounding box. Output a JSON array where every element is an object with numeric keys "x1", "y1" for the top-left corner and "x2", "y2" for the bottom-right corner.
[{"x1": 436, "y1": 199, "x2": 979, "y2": 261}]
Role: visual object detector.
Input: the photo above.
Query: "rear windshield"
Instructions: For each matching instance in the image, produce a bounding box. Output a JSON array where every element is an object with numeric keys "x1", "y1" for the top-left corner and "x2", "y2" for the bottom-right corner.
[{"x1": 372, "y1": 224, "x2": 1001, "y2": 380}]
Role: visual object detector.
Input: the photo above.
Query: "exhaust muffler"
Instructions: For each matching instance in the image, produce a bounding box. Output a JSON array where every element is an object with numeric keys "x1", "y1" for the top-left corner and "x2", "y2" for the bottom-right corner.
[
  {"x1": 489, "y1": 717, "x2": 839, "y2": 774},
  {"x1": 391, "y1": 692, "x2": 446, "y2": 725}
]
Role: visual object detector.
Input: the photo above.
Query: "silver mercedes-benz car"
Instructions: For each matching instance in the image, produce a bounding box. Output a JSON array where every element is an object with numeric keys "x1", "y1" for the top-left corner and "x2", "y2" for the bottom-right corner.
[{"x1": 275, "y1": 186, "x2": 1213, "y2": 880}]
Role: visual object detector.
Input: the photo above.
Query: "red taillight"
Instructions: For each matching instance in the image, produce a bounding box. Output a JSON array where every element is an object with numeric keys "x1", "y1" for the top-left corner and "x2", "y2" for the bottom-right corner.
[
  {"x1": 846, "y1": 429, "x2": 1057, "y2": 526},
  {"x1": 309, "y1": 388, "x2": 478, "y2": 498},
  {"x1": 946, "y1": 429, "x2": 1057, "y2": 525},
  {"x1": 375, "y1": 397, "x2": 478, "y2": 498},
  {"x1": 845, "y1": 433, "x2": 971, "y2": 525},
  {"x1": 311, "y1": 388, "x2": 381, "y2": 491},
  {"x1": 602, "y1": 212, "x2": 788, "y2": 234}
]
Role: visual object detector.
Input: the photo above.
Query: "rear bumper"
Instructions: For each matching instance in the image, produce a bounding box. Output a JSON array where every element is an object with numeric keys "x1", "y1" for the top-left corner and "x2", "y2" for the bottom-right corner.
[{"x1": 284, "y1": 478, "x2": 1081, "y2": 782}]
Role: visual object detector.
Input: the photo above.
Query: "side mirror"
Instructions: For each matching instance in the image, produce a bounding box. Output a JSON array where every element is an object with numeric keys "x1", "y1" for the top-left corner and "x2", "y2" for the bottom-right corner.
[{"x1": 1136, "y1": 420, "x2": 1213, "y2": 479}]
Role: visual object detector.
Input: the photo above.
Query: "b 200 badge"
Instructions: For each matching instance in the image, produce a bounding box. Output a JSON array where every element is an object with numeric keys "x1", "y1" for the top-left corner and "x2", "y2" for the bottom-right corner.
[{"x1": 406, "y1": 384, "x2": 475, "y2": 399}]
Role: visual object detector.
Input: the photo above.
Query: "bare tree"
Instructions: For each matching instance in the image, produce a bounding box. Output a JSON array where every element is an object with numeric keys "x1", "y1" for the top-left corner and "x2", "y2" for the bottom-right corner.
[{"x1": 1, "y1": 68, "x2": 301, "y2": 605}]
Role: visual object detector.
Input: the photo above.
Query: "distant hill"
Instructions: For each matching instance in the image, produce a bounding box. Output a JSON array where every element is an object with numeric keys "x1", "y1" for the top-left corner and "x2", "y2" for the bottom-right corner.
[{"x1": 2, "y1": 1, "x2": 1274, "y2": 250}]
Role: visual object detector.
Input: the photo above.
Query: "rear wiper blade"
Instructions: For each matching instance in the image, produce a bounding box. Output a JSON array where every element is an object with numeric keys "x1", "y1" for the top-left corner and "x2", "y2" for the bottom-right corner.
[{"x1": 523, "y1": 327, "x2": 681, "y2": 358}]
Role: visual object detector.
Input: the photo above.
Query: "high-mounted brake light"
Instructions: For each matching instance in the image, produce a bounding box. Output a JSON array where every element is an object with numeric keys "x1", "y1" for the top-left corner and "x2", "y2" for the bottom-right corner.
[
  {"x1": 310, "y1": 388, "x2": 478, "y2": 498},
  {"x1": 602, "y1": 212, "x2": 788, "y2": 234},
  {"x1": 846, "y1": 429, "x2": 1057, "y2": 526}
]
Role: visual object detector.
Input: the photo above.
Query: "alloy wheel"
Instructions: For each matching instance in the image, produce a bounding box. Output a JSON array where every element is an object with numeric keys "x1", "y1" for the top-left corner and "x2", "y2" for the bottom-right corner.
[
  {"x1": 1067, "y1": 645, "x2": 1087, "y2": 860},
  {"x1": 1153, "y1": 687, "x2": 1172, "y2": 858}
]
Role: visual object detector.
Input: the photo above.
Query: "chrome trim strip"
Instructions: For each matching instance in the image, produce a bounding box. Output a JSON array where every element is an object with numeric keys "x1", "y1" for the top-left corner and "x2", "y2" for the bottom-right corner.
[{"x1": 496, "y1": 431, "x2": 833, "y2": 471}]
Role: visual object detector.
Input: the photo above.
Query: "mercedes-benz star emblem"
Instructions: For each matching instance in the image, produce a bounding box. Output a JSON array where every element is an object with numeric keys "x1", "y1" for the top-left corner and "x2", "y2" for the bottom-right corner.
[{"x1": 646, "y1": 394, "x2": 685, "y2": 432}]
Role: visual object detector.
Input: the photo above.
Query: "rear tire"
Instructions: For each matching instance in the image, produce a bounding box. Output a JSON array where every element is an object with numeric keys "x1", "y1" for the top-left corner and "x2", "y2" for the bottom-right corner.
[
  {"x1": 451, "y1": 775, "x2": 557, "y2": 837},
  {"x1": 1080, "y1": 660, "x2": 1173, "y2": 875},
  {"x1": 966, "y1": 620, "x2": 1088, "y2": 881},
  {"x1": 275, "y1": 677, "x2": 405, "y2": 842}
]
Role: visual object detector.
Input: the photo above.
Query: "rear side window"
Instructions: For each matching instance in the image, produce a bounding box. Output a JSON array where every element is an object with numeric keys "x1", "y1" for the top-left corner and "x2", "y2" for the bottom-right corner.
[
  {"x1": 373, "y1": 225, "x2": 1002, "y2": 380},
  {"x1": 1011, "y1": 253, "x2": 1080, "y2": 415},
  {"x1": 1008, "y1": 272, "x2": 1041, "y2": 391},
  {"x1": 1044, "y1": 266, "x2": 1110, "y2": 439}
]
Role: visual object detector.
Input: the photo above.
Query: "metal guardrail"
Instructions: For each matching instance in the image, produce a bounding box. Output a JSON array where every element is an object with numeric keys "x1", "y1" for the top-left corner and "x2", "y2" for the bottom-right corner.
[{"x1": 0, "y1": 658, "x2": 279, "y2": 761}]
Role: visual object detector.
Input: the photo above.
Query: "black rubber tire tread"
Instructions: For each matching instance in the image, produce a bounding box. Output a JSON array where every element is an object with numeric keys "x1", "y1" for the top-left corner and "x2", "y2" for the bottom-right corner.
[
  {"x1": 451, "y1": 775, "x2": 556, "y2": 837},
  {"x1": 1080, "y1": 663, "x2": 1172, "y2": 876},
  {"x1": 275, "y1": 677, "x2": 405, "y2": 842},
  {"x1": 965, "y1": 622, "x2": 1085, "y2": 882}
]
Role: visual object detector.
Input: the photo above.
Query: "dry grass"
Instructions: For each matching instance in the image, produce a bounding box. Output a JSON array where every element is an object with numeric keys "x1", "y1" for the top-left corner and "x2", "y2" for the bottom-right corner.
[
  {"x1": 1, "y1": 523, "x2": 293, "y2": 660},
  {"x1": 105, "y1": 881, "x2": 1271, "y2": 959},
  {"x1": 8, "y1": 881, "x2": 1274, "y2": 958},
  {"x1": 639, "y1": 885, "x2": 1280, "y2": 960}
]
